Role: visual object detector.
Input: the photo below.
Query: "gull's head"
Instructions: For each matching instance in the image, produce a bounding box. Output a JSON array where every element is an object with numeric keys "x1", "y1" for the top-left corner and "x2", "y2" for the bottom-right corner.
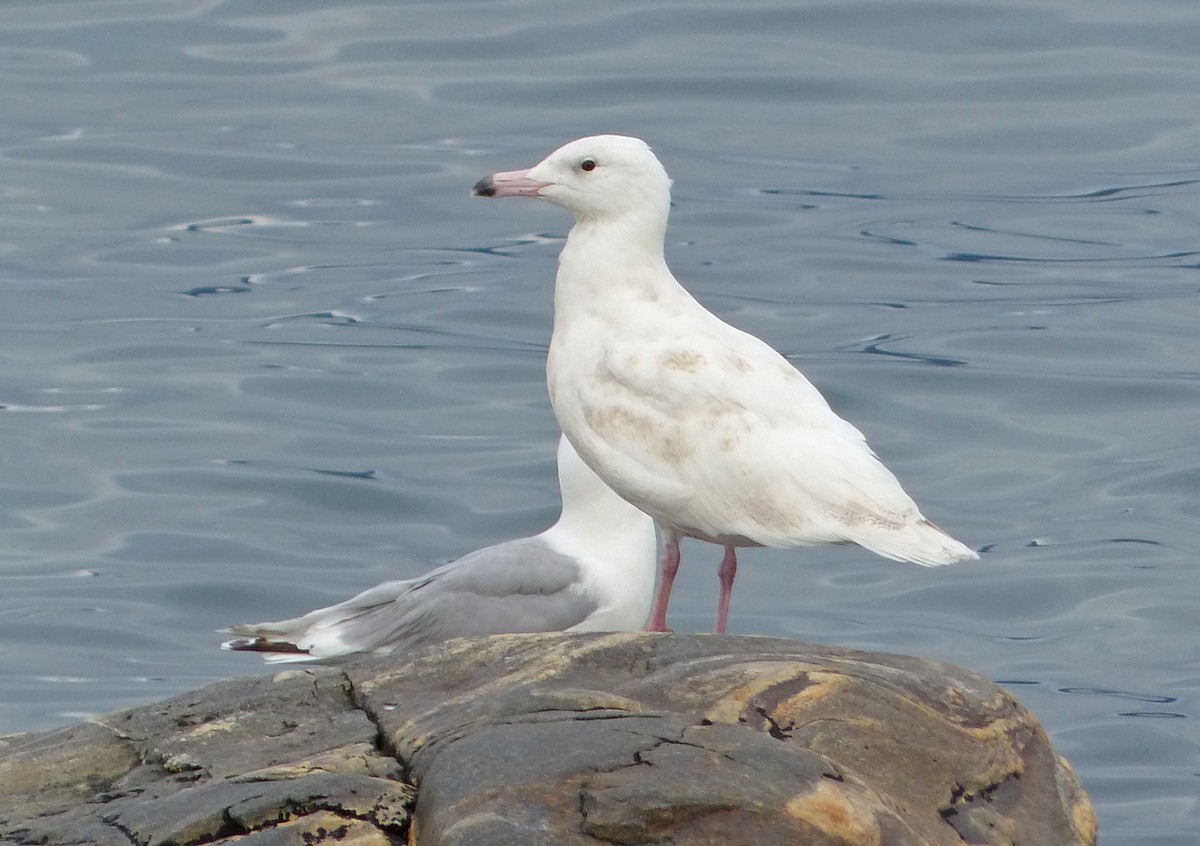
[
  {"x1": 553, "y1": 432, "x2": 612, "y2": 514},
  {"x1": 551, "y1": 433, "x2": 653, "y2": 553},
  {"x1": 472, "y1": 134, "x2": 672, "y2": 222}
]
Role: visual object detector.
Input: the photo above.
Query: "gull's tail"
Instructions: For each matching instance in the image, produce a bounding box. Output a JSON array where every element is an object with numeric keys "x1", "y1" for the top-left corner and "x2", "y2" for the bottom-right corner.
[{"x1": 854, "y1": 518, "x2": 979, "y2": 567}]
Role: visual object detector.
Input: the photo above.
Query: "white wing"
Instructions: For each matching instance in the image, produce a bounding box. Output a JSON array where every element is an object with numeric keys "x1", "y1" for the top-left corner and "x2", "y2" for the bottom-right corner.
[{"x1": 555, "y1": 304, "x2": 972, "y2": 563}]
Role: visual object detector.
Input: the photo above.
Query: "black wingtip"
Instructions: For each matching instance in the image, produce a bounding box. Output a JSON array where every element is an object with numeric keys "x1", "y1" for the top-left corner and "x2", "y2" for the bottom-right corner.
[
  {"x1": 221, "y1": 637, "x2": 309, "y2": 655},
  {"x1": 471, "y1": 176, "x2": 496, "y2": 197}
]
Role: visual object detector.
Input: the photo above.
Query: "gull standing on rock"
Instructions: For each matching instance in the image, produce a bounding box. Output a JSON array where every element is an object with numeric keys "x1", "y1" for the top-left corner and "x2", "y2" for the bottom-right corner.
[
  {"x1": 472, "y1": 134, "x2": 978, "y2": 634},
  {"x1": 222, "y1": 436, "x2": 657, "y2": 661}
]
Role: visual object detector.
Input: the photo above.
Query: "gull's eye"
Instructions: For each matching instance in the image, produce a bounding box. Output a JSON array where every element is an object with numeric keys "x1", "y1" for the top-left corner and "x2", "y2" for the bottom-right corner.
[{"x1": 580, "y1": 159, "x2": 597, "y2": 172}]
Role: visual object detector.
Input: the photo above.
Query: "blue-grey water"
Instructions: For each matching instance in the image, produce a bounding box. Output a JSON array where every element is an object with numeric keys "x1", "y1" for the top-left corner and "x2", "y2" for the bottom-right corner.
[{"x1": 1, "y1": 0, "x2": 1197, "y2": 840}]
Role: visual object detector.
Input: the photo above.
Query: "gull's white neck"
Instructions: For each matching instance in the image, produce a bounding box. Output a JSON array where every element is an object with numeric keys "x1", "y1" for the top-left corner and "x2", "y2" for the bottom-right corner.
[
  {"x1": 552, "y1": 208, "x2": 686, "y2": 322},
  {"x1": 543, "y1": 472, "x2": 650, "y2": 561},
  {"x1": 539, "y1": 454, "x2": 657, "y2": 629}
]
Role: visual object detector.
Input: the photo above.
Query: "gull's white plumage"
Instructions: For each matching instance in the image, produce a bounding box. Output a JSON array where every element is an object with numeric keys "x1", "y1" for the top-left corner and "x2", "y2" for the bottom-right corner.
[{"x1": 473, "y1": 135, "x2": 978, "y2": 633}]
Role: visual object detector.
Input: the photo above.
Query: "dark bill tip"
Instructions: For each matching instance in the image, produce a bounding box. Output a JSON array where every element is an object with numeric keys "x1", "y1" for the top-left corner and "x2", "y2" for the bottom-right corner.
[{"x1": 472, "y1": 176, "x2": 497, "y2": 197}]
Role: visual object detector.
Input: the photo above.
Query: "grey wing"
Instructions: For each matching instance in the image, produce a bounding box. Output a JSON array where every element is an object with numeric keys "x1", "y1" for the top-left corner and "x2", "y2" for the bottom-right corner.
[
  {"x1": 223, "y1": 536, "x2": 596, "y2": 658},
  {"x1": 359, "y1": 536, "x2": 597, "y2": 650}
]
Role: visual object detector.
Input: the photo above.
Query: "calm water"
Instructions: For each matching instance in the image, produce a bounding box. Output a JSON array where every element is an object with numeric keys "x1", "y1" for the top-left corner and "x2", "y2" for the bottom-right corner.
[{"x1": 2, "y1": 0, "x2": 1198, "y2": 840}]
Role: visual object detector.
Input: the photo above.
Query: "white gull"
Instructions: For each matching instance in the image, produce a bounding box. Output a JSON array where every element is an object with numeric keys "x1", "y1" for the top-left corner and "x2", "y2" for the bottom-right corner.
[
  {"x1": 472, "y1": 134, "x2": 978, "y2": 634},
  {"x1": 221, "y1": 435, "x2": 657, "y2": 662}
]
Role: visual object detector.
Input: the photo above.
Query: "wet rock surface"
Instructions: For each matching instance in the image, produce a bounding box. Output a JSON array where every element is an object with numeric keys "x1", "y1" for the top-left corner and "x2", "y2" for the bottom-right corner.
[{"x1": 0, "y1": 633, "x2": 1096, "y2": 845}]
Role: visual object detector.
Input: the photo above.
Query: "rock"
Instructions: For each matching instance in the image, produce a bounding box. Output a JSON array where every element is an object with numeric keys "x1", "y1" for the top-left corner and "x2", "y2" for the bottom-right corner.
[
  {"x1": 0, "y1": 668, "x2": 409, "y2": 846},
  {"x1": 0, "y1": 633, "x2": 1096, "y2": 845}
]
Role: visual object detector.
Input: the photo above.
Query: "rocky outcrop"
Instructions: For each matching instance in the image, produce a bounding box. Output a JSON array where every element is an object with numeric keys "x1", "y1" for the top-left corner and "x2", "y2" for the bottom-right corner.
[{"x1": 0, "y1": 633, "x2": 1096, "y2": 845}]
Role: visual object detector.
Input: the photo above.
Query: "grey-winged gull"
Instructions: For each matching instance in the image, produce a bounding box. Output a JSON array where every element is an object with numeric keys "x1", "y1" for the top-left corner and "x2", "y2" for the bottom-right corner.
[
  {"x1": 472, "y1": 134, "x2": 978, "y2": 634},
  {"x1": 221, "y1": 435, "x2": 657, "y2": 661}
]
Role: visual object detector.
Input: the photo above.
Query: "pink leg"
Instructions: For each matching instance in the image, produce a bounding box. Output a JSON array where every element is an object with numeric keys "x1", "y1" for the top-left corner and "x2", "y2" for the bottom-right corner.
[
  {"x1": 715, "y1": 546, "x2": 738, "y2": 634},
  {"x1": 645, "y1": 537, "x2": 681, "y2": 632}
]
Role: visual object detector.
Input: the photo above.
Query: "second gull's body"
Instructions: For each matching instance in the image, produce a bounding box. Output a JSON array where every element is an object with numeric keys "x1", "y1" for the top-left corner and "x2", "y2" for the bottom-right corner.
[{"x1": 222, "y1": 436, "x2": 657, "y2": 661}]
